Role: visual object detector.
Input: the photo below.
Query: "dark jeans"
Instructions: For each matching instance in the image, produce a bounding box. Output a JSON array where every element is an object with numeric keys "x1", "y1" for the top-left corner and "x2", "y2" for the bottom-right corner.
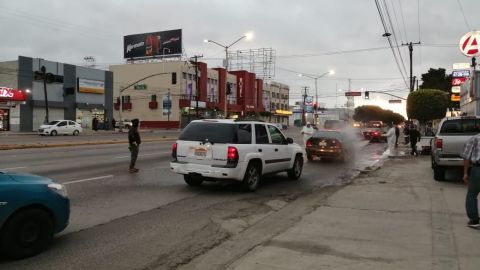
[
  {"x1": 466, "y1": 167, "x2": 480, "y2": 223},
  {"x1": 129, "y1": 145, "x2": 139, "y2": 169},
  {"x1": 410, "y1": 141, "x2": 418, "y2": 155}
]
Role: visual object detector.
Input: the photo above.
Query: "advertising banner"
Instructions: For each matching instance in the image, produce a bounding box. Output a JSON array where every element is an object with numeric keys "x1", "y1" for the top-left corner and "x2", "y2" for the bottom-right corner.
[
  {"x1": 78, "y1": 78, "x2": 105, "y2": 94},
  {"x1": 124, "y1": 29, "x2": 182, "y2": 59},
  {"x1": 162, "y1": 94, "x2": 172, "y2": 116}
]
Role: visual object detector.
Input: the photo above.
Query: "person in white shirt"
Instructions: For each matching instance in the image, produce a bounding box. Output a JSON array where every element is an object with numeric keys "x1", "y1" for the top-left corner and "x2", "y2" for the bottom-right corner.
[
  {"x1": 386, "y1": 124, "x2": 396, "y2": 155},
  {"x1": 301, "y1": 122, "x2": 315, "y2": 148}
]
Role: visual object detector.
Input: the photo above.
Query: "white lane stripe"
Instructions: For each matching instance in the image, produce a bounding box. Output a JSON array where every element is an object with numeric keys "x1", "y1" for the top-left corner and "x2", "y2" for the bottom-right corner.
[
  {"x1": 114, "y1": 151, "x2": 171, "y2": 159},
  {"x1": 63, "y1": 175, "x2": 114, "y2": 185},
  {"x1": 0, "y1": 166, "x2": 27, "y2": 170}
]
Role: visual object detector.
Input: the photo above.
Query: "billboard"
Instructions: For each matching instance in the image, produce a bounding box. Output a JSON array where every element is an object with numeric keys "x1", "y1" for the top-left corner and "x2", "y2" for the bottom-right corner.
[
  {"x1": 124, "y1": 29, "x2": 182, "y2": 59},
  {"x1": 78, "y1": 78, "x2": 105, "y2": 94}
]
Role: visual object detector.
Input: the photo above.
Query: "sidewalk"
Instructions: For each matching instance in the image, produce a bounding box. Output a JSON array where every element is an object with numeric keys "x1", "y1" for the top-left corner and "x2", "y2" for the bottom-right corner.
[{"x1": 227, "y1": 156, "x2": 479, "y2": 269}]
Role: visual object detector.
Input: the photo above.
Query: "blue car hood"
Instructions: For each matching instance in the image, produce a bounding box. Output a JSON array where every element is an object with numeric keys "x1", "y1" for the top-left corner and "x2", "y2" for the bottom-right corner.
[{"x1": 1, "y1": 171, "x2": 54, "y2": 184}]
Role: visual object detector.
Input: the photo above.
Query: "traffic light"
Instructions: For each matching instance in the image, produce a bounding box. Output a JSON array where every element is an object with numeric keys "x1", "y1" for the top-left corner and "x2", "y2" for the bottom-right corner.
[{"x1": 365, "y1": 91, "x2": 370, "y2": 99}]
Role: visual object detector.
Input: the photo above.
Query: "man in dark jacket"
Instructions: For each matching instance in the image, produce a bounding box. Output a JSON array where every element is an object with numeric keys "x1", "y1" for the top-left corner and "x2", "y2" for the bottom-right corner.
[
  {"x1": 128, "y1": 119, "x2": 141, "y2": 173},
  {"x1": 394, "y1": 125, "x2": 400, "y2": 147},
  {"x1": 409, "y1": 125, "x2": 421, "y2": 156}
]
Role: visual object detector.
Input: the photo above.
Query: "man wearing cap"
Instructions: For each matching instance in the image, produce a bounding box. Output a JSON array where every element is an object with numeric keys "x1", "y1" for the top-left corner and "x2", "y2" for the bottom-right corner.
[{"x1": 128, "y1": 119, "x2": 141, "y2": 173}]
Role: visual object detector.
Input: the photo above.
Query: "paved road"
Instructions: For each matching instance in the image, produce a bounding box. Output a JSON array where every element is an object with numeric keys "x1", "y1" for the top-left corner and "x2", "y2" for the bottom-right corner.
[{"x1": 0, "y1": 133, "x2": 387, "y2": 269}]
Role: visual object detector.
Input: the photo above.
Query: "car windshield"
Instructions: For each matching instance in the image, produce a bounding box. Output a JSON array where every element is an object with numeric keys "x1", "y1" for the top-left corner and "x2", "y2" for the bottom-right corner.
[{"x1": 47, "y1": 121, "x2": 60, "y2": 125}]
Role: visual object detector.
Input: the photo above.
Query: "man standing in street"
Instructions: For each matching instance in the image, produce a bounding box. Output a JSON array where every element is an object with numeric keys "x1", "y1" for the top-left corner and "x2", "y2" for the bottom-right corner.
[
  {"x1": 461, "y1": 134, "x2": 480, "y2": 228},
  {"x1": 301, "y1": 122, "x2": 315, "y2": 149},
  {"x1": 394, "y1": 125, "x2": 400, "y2": 147},
  {"x1": 128, "y1": 119, "x2": 141, "y2": 173},
  {"x1": 409, "y1": 125, "x2": 421, "y2": 156}
]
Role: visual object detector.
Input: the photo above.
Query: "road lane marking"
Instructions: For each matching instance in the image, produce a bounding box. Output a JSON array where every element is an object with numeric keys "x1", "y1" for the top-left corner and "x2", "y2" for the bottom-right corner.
[
  {"x1": 114, "y1": 151, "x2": 170, "y2": 159},
  {"x1": 0, "y1": 166, "x2": 27, "y2": 170},
  {"x1": 63, "y1": 175, "x2": 114, "y2": 185}
]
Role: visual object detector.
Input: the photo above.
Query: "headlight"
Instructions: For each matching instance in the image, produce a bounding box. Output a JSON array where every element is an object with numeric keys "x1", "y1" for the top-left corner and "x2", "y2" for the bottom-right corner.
[{"x1": 48, "y1": 183, "x2": 68, "y2": 198}]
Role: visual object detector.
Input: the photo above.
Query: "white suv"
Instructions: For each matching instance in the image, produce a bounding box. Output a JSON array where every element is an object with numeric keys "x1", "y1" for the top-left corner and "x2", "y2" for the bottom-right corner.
[{"x1": 170, "y1": 119, "x2": 304, "y2": 191}]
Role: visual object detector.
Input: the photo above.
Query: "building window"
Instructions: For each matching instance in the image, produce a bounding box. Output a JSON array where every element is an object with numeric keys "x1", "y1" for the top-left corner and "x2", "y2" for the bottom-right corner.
[
  {"x1": 151, "y1": 94, "x2": 157, "y2": 102},
  {"x1": 122, "y1": 96, "x2": 131, "y2": 103}
]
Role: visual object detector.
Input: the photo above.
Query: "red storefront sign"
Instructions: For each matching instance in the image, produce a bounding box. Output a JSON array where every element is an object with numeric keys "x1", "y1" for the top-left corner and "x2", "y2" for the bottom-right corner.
[
  {"x1": 0, "y1": 87, "x2": 27, "y2": 101},
  {"x1": 452, "y1": 77, "x2": 467, "y2": 86}
]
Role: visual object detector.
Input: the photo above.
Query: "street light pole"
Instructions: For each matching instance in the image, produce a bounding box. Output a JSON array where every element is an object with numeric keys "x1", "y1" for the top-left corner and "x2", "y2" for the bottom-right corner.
[
  {"x1": 205, "y1": 33, "x2": 253, "y2": 119},
  {"x1": 41, "y1": 66, "x2": 49, "y2": 124},
  {"x1": 298, "y1": 70, "x2": 334, "y2": 125}
]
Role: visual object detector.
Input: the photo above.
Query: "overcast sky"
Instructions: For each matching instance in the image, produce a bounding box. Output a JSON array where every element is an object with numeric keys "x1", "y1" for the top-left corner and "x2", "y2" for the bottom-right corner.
[{"x1": 1, "y1": 0, "x2": 479, "y2": 116}]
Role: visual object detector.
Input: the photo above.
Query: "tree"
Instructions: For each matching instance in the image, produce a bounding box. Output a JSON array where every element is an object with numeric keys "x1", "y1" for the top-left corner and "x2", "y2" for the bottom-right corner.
[
  {"x1": 353, "y1": 105, "x2": 404, "y2": 124},
  {"x1": 407, "y1": 89, "x2": 449, "y2": 123},
  {"x1": 419, "y1": 68, "x2": 451, "y2": 92}
]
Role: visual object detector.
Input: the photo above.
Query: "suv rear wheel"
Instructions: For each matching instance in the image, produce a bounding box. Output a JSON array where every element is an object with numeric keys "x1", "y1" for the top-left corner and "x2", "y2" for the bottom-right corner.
[
  {"x1": 287, "y1": 155, "x2": 303, "y2": 180},
  {"x1": 184, "y1": 175, "x2": 203, "y2": 186},
  {"x1": 242, "y1": 163, "x2": 260, "y2": 192}
]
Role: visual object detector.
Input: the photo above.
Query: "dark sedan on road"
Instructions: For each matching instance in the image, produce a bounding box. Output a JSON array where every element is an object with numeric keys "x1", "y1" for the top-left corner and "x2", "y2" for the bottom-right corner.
[
  {"x1": 305, "y1": 130, "x2": 354, "y2": 162},
  {"x1": 0, "y1": 171, "x2": 70, "y2": 259}
]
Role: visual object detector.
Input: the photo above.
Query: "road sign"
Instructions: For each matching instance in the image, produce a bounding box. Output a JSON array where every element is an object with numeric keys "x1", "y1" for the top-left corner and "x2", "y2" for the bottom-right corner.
[
  {"x1": 345, "y1": 91, "x2": 361, "y2": 97},
  {"x1": 388, "y1": 100, "x2": 402, "y2": 104},
  {"x1": 459, "y1": 31, "x2": 480, "y2": 57}
]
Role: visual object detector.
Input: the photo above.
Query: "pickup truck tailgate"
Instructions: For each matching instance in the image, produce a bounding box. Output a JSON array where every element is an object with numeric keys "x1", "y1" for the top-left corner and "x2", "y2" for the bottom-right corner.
[{"x1": 437, "y1": 135, "x2": 471, "y2": 156}]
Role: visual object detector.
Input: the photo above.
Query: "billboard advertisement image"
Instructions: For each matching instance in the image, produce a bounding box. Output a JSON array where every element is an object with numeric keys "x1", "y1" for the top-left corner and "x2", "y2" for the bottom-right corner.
[{"x1": 124, "y1": 29, "x2": 182, "y2": 59}]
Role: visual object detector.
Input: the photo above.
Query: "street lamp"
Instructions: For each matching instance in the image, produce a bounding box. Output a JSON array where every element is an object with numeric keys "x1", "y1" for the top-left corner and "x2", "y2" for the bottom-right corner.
[
  {"x1": 298, "y1": 70, "x2": 334, "y2": 124},
  {"x1": 204, "y1": 32, "x2": 253, "y2": 118}
]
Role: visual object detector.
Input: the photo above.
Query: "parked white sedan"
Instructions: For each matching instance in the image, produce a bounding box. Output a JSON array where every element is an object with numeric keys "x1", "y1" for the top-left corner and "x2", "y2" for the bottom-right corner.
[{"x1": 39, "y1": 120, "x2": 83, "y2": 136}]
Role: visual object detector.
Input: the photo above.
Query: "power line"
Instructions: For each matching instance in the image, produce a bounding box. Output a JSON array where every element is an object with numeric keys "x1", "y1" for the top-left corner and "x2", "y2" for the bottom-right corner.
[{"x1": 456, "y1": 0, "x2": 472, "y2": 31}]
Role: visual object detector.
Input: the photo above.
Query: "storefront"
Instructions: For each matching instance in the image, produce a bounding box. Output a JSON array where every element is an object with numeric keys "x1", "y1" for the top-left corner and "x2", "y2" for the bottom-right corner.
[{"x1": 0, "y1": 87, "x2": 28, "y2": 131}]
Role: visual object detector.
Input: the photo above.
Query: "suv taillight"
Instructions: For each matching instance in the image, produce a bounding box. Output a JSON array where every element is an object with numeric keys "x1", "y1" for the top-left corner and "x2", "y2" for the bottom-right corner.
[
  {"x1": 435, "y1": 138, "x2": 443, "y2": 149},
  {"x1": 172, "y1": 143, "x2": 177, "y2": 160},
  {"x1": 227, "y1": 146, "x2": 239, "y2": 167}
]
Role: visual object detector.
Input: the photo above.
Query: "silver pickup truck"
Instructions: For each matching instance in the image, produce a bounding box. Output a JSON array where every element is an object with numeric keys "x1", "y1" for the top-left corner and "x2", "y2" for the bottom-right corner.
[{"x1": 431, "y1": 116, "x2": 480, "y2": 181}]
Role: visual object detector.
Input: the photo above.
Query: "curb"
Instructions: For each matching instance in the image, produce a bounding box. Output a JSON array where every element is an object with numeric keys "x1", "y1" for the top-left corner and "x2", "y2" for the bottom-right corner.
[{"x1": 0, "y1": 137, "x2": 177, "y2": 151}]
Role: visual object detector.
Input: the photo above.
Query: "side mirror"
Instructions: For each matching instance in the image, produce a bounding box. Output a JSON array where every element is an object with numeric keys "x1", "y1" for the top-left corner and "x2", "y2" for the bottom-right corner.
[{"x1": 286, "y1": 137, "x2": 294, "y2": 144}]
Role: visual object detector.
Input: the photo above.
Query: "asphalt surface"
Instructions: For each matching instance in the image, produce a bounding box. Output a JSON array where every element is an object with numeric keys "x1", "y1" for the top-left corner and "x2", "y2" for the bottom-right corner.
[{"x1": 0, "y1": 131, "x2": 387, "y2": 269}]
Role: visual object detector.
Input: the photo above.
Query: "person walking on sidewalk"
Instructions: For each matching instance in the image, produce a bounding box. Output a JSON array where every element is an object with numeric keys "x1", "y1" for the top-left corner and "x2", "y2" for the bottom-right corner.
[
  {"x1": 128, "y1": 119, "x2": 141, "y2": 173},
  {"x1": 386, "y1": 124, "x2": 396, "y2": 156},
  {"x1": 409, "y1": 125, "x2": 421, "y2": 156},
  {"x1": 461, "y1": 135, "x2": 480, "y2": 228},
  {"x1": 394, "y1": 125, "x2": 400, "y2": 147}
]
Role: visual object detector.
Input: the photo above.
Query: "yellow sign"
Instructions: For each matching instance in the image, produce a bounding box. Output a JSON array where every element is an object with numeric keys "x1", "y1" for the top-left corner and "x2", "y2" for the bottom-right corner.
[
  {"x1": 451, "y1": 94, "x2": 460, "y2": 102},
  {"x1": 275, "y1": 110, "x2": 293, "y2": 116}
]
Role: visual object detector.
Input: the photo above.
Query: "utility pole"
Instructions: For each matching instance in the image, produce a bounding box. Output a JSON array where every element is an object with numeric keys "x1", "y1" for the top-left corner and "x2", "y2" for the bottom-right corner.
[
  {"x1": 402, "y1": 41, "x2": 421, "y2": 92},
  {"x1": 190, "y1": 55, "x2": 203, "y2": 118},
  {"x1": 301, "y1": 86, "x2": 308, "y2": 126},
  {"x1": 41, "y1": 65, "x2": 49, "y2": 124}
]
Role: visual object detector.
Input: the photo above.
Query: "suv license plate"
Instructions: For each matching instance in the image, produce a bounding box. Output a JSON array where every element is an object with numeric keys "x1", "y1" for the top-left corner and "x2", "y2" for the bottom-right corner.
[{"x1": 194, "y1": 147, "x2": 208, "y2": 157}]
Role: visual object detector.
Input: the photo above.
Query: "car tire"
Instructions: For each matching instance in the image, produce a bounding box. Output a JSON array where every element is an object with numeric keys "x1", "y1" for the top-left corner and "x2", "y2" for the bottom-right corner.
[
  {"x1": 50, "y1": 130, "x2": 57, "y2": 136},
  {"x1": 287, "y1": 155, "x2": 303, "y2": 180},
  {"x1": 183, "y1": 175, "x2": 203, "y2": 186},
  {"x1": 242, "y1": 162, "x2": 261, "y2": 192},
  {"x1": 73, "y1": 130, "x2": 79, "y2": 136},
  {"x1": 0, "y1": 208, "x2": 54, "y2": 260},
  {"x1": 433, "y1": 164, "x2": 446, "y2": 181}
]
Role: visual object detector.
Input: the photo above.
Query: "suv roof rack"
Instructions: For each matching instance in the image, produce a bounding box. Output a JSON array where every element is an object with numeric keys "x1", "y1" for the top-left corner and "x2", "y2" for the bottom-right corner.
[{"x1": 234, "y1": 118, "x2": 265, "y2": 122}]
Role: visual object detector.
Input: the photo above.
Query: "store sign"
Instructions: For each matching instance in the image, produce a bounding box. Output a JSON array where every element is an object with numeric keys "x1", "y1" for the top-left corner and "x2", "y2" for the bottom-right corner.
[
  {"x1": 124, "y1": 29, "x2": 182, "y2": 59},
  {"x1": 451, "y1": 94, "x2": 460, "y2": 102},
  {"x1": 345, "y1": 91, "x2": 362, "y2": 96},
  {"x1": 452, "y1": 70, "x2": 470, "y2": 78},
  {"x1": 452, "y1": 77, "x2": 467, "y2": 86},
  {"x1": 162, "y1": 94, "x2": 172, "y2": 116},
  {"x1": 0, "y1": 87, "x2": 27, "y2": 101},
  {"x1": 459, "y1": 31, "x2": 480, "y2": 57},
  {"x1": 453, "y1": 63, "x2": 471, "y2": 70},
  {"x1": 451, "y1": 86, "x2": 461, "y2": 93},
  {"x1": 78, "y1": 78, "x2": 105, "y2": 94},
  {"x1": 275, "y1": 110, "x2": 293, "y2": 116}
]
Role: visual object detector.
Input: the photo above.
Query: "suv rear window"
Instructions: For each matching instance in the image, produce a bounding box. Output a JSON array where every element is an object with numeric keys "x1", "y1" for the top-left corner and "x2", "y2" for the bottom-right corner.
[
  {"x1": 439, "y1": 119, "x2": 480, "y2": 135},
  {"x1": 179, "y1": 122, "x2": 252, "y2": 144}
]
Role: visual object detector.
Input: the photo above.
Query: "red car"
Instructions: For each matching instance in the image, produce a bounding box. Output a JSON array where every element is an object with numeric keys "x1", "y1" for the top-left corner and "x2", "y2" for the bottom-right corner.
[{"x1": 305, "y1": 130, "x2": 353, "y2": 162}]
